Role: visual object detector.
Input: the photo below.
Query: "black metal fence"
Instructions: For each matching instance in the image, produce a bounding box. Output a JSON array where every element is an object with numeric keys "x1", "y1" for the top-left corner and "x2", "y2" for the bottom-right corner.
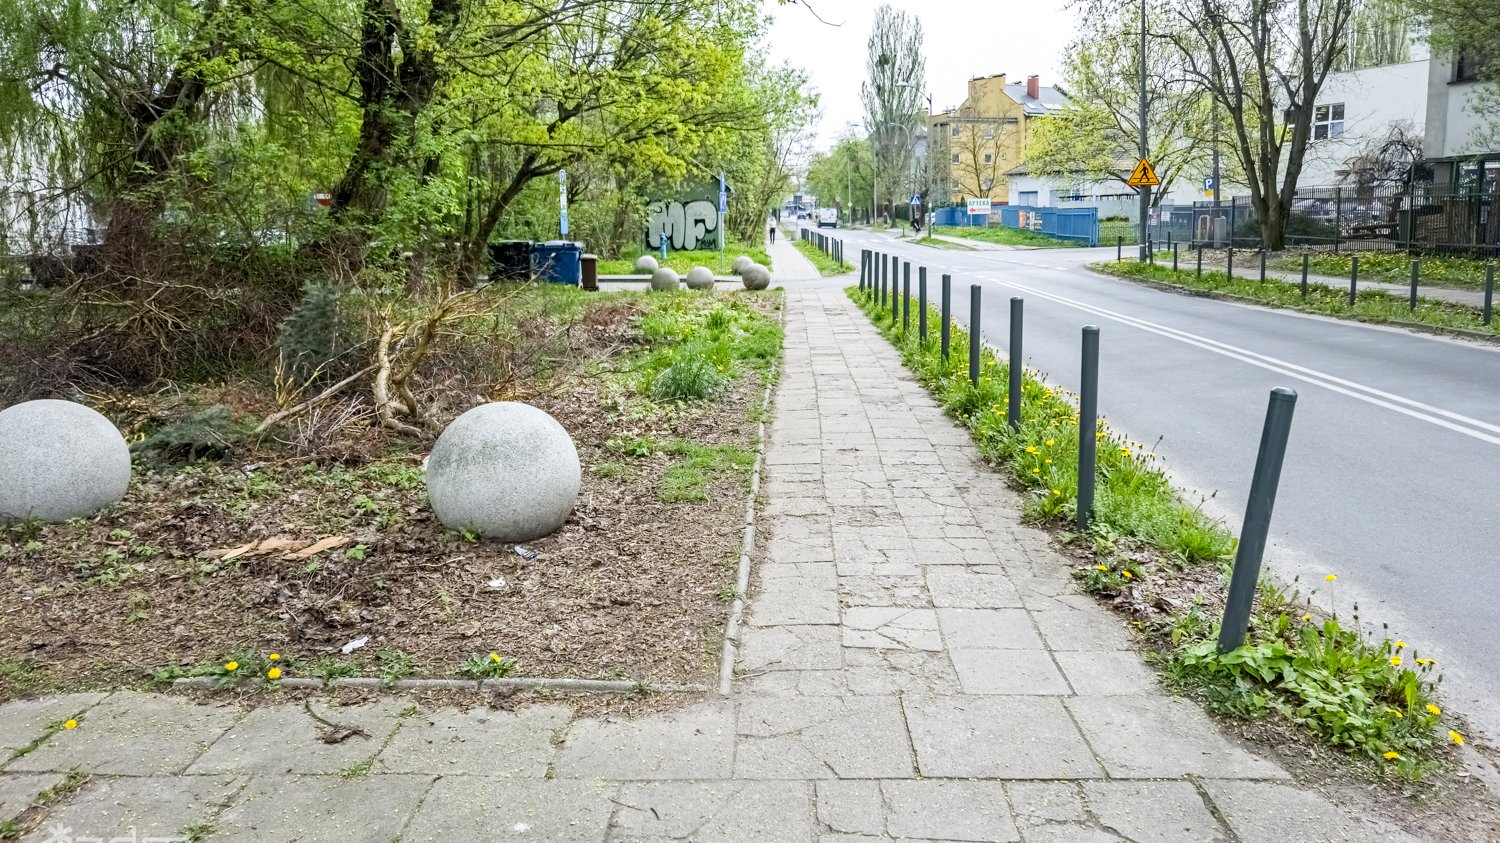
[{"x1": 1148, "y1": 182, "x2": 1500, "y2": 257}]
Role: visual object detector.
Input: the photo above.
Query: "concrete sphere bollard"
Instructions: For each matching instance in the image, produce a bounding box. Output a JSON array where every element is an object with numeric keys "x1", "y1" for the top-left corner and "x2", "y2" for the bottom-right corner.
[
  {"x1": 633, "y1": 255, "x2": 659, "y2": 274},
  {"x1": 731, "y1": 255, "x2": 755, "y2": 275},
  {"x1": 684, "y1": 266, "x2": 715, "y2": 290},
  {"x1": 0, "y1": 399, "x2": 131, "y2": 522},
  {"x1": 649, "y1": 267, "x2": 680, "y2": 292},
  {"x1": 426, "y1": 402, "x2": 580, "y2": 542},
  {"x1": 741, "y1": 263, "x2": 771, "y2": 291}
]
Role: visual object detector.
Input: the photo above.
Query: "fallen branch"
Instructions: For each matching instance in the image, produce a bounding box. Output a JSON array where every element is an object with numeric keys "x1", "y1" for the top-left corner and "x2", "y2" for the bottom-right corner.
[{"x1": 251, "y1": 364, "x2": 378, "y2": 436}]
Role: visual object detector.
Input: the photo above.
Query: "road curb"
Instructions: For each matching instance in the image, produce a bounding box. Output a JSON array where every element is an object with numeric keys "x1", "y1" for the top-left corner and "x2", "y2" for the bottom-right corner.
[{"x1": 170, "y1": 676, "x2": 707, "y2": 694}]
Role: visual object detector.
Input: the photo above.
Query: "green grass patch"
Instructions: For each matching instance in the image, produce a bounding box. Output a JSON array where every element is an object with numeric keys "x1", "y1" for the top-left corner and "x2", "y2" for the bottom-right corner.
[
  {"x1": 1271, "y1": 250, "x2": 1495, "y2": 290},
  {"x1": 847, "y1": 283, "x2": 1453, "y2": 777},
  {"x1": 792, "y1": 239, "x2": 853, "y2": 276},
  {"x1": 635, "y1": 294, "x2": 784, "y2": 401},
  {"x1": 597, "y1": 242, "x2": 771, "y2": 275},
  {"x1": 658, "y1": 439, "x2": 756, "y2": 503},
  {"x1": 1094, "y1": 258, "x2": 1499, "y2": 336},
  {"x1": 932, "y1": 225, "x2": 1081, "y2": 248},
  {"x1": 914, "y1": 236, "x2": 973, "y2": 251}
]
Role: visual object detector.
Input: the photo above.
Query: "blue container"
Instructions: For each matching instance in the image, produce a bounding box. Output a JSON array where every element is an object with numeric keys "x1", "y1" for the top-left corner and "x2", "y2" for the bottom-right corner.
[{"x1": 531, "y1": 240, "x2": 582, "y2": 285}]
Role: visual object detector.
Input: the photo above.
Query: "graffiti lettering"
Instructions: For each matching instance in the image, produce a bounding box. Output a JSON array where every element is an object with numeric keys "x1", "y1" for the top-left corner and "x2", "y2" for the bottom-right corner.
[{"x1": 646, "y1": 199, "x2": 720, "y2": 251}]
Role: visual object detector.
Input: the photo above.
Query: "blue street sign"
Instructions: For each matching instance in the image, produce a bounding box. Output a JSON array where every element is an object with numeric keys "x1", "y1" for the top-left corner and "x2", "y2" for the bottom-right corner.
[
  {"x1": 1203, "y1": 176, "x2": 1215, "y2": 191},
  {"x1": 718, "y1": 172, "x2": 727, "y2": 214}
]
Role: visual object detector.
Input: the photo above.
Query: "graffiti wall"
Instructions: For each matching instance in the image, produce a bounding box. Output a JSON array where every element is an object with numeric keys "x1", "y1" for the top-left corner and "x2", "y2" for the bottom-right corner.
[{"x1": 645, "y1": 198, "x2": 720, "y2": 251}]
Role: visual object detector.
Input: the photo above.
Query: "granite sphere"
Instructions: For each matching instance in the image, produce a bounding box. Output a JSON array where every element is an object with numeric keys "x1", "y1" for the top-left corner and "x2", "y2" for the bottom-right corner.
[
  {"x1": 0, "y1": 399, "x2": 131, "y2": 522},
  {"x1": 741, "y1": 263, "x2": 771, "y2": 290},
  {"x1": 684, "y1": 266, "x2": 715, "y2": 290},
  {"x1": 731, "y1": 255, "x2": 755, "y2": 275},
  {"x1": 633, "y1": 255, "x2": 659, "y2": 274},
  {"x1": 649, "y1": 267, "x2": 680, "y2": 292},
  {"x1": 425, "y1": 402, "x2": 580, "y2": 542}
]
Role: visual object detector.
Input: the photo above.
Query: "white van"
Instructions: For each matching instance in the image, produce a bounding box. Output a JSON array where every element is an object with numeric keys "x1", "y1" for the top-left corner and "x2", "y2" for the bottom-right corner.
[{"x1": 816, "y1": 208, "x2": 839, "y2": 229}]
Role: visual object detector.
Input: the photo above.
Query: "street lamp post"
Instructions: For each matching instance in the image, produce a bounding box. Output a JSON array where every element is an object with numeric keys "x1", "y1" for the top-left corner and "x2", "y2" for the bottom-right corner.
[
  {"x1": 1137, "y1": 0, "x2": 1150, "y2": 260},
  {"x1": 900, "y1": 83, "x2": 936, "y2": 236}
]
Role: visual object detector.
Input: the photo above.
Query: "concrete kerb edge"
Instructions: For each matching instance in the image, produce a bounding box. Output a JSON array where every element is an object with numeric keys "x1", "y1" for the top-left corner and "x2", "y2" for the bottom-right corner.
[
  {"x1": 170, "y1": 676, "x2": 706, "y2": 693},
  {"x1": 717, "y1": 299, "x2": 784, "y2": 696},
  {"x1": 1090, "y1": 265, "x2": 1500, "y2": 346}
]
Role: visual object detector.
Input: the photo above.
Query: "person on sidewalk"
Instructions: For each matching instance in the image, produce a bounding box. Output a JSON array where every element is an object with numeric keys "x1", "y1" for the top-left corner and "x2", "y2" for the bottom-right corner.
[{"x1": 768, "y1": 220, "x2": 777, "y2": 244}]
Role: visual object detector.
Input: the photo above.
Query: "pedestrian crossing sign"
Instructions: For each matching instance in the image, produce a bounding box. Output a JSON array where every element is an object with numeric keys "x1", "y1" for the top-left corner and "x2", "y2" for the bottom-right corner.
[{"x1": 1127, "y1": 158, "x2": 1161, "y2": 187}]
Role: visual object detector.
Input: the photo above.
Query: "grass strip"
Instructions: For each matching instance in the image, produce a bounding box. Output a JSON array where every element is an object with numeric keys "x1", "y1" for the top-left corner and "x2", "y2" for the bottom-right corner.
[
  {"x1": 1271, "y1": 251, "x2": 1495, "y2": 291},
  {"x1": 931, "y1": 224, "x2": 1082, "y2": 248},
  {"x1": 792, "y1": 239, "x2": 853, "y2": 276},
  {"x1": 1093, "y1": 258, "x2": 1499, "y2": 337},
  {"x1": 597, "y1": 243, "x2": 771, "y2": 275},
  {"x1": 847, "y1": 284, "x2": 1455, "y2": 780}
]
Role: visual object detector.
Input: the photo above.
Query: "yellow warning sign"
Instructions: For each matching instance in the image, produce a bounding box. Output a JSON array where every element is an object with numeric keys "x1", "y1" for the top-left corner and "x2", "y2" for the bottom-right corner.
[{"x1": 1127, "y1": 158, "x2": 1161, "y2": 187}]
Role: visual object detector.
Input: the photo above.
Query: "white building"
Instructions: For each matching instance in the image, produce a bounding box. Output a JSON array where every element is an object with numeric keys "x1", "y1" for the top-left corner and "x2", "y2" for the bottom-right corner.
[
  {"x1": 1424, "y1": 53, "x2": 1500, "y2": 186},
  {"x1": 1297, "y1": 55, "x2": 1430, "y2": 186}
]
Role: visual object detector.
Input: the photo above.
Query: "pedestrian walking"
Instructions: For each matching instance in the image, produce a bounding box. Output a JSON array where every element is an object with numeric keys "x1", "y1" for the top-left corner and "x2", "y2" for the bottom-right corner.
[{"x1": 768, "y1": 221, "x2": 777, "y2": 244}]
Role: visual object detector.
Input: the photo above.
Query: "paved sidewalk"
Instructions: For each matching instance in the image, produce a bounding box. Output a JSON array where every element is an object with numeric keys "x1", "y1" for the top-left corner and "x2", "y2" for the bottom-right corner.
[
  {"x1": 0, "y1": 290, "x2": 1420, "y2": 842},
  {"x1": 769, "y1": 227, "x2": 826, "y2": 283}
]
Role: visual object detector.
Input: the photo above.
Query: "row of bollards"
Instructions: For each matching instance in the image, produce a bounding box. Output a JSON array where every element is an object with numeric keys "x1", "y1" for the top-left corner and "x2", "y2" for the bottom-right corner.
[
  {"x1": 859, "y1": 244, "x2": 1299, "y2": 654},
  {"x1": 807, "y1": 229, "x2": 844, "y2": 266}
]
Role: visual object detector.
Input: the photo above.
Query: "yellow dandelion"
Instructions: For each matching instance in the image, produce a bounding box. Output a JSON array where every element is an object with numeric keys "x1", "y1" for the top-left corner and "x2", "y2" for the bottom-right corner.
[
  {"x1": 1096, "y1": 565, "x2": 1107, "y2": 571},
  {"x1": 489, "y1": 653, "x2": 501, "y2": 663},
  {"x1": 1390, "y1": 656, "x2": 1402, "y2": 666},
  {"x1": 1119, "y1": 447, "x2": 1131, "y2": 455},
  {"x1": 1450, "y1": 730, "x2": 1465, "y2": 746},
  {"x1": 1044, "y1": 459, "x2": 1052, "y2": 465},
  {"x1": 268, "y1": 653, "x2": 281, "y2": 661},
  {"x1": 1045, "y1": 438, "x2": 1055, "y2": 446},
  {"x1": 1025, "y1": 445, "x2": 1039, "y2": 454},
  {"x1": 1426, "y1": 704, "x2": 1441, "y2": 716},
  {"x1": 267, "y1": 667, "x2": 282, "y2": 680},
  {"x1": 225, "y1": 661, "x2": 239, "y2": 672},
  {"x1": 1324, "y1": 574, "x2": 1336, "y2": 582},
  {"x1": 1416, "y1": 658, "x2": 1434, "y2": 666},
  {"x1": 1394, "y1": 641, "x2": 1406, "y2": 649},
  {"x1": 64, "y1": 719, "x2": 77, "y2": 730},
  {"x1": 1052, "y1": 488, "x2": 1061, "y2": 496},
  {"x1": 1383, "y1": 751, "x2": 1401, "y2": 760},
  {"x1": 1386, "y1": 708, "x2": 1404, "y2": 718},
  {"x1": 1300, "y1": 614, "x2": 1311, "y2": 621},
  {"x1": 1031, "y1": 467, "x2": 1040, "y2": 474},
  {"x1": 1122, "y1": 570, "x2": 1133, "y2": 579}
]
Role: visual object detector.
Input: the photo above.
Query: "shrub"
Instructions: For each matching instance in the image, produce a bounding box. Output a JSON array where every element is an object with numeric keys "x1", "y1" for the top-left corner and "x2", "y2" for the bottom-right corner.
[
  {"x1": 277, "y1": 280, "x2": 344, "y2": 381},
  {"x1": 650, "y1": 355, "x2": 724, "y2": 401}
]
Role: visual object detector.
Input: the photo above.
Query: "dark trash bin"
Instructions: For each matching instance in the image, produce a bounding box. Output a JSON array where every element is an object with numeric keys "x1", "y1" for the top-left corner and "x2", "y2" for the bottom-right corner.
[
  {"x1": 532, "y1": 240, "x2": 583, "y2": 286},
  {"x1": 581, "y1": 253, "x2": 599, "y2": 291},
  {"x1": 487, "y1": 240, "x2": 533, "y2": 282}
]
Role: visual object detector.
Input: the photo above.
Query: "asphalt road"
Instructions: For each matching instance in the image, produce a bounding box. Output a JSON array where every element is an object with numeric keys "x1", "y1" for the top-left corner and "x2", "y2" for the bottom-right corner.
[{"x1": 818, "y1": 226, "x2": 1500, "y2": 741}]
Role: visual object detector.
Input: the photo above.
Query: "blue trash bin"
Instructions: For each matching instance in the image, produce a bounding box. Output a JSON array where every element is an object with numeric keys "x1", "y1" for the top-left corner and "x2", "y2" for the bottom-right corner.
[{"x1": 531, "y1": 241, "x2": 582, "y2": 285}]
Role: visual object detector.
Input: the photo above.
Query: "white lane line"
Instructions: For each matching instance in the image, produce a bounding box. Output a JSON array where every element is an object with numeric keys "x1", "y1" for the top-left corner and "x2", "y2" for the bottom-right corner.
[{"x1": 981, "y1": 276, "x2": 1500, "y2": 447}]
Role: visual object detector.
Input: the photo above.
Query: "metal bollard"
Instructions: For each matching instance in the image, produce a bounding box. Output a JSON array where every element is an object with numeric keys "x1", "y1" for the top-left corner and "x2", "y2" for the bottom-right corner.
[
  {"x1": 1117, "y1": 236, "x2": 1122, "y2": 263},
  {"x1": 891, "y1": 258, "x2": 900, "y2": 322},
  {"x1": 1196, "y1": 245, "x2": 1203, "y2": 278},
  {"x1": 1259, "y1": 250, "x2": 1267, "y2": 283},
  {"x1": 1349, "y1": 255, "x2": 1359, "y2": 306},
  {"x1": 902, "y1": 262, "x2": 911, "y2": 333},
  {"x1": 879, "y1": 252, "x2": 887, "y2": 307},
  {"x1": 941, "y1": 275, "x2": 952, "y2": 360},
  {"x1": 1485, "y1": 263, "x2": 1495, "y2": 326},
  {"x1": 1300, "y1": 252, "x2": 1309, "y2": 298},
  {"x1": 1227, "y1": 248, "x2": 1233, "y2": 280},
  {"x1": 1217, "y1": 387, "x2": 1299, "y2": 653},
  {"x1": 1409, "y1": 259, "x2": 1420, "y2": 312},
  {"x1": 860, "y1": 250, "x2": 868, "y2": 292},
  {"x1": 1077, "y1": 326, "x2": 1100, "y2": 533},
  {"x1": 1172, "y1": 243, "x2": 1179, "y2": 272},
  {"x1": 1008, "y1": 297, "x2": 1023, "y2": 431},
  {"x1": 919, "y1": 268, "x2": 928, "y2": 341},
  {"x1": 1147, "y1": 237, "x2": 1154, "y2": 265},
  {"x1": 969, "y1": 285, "x2": 982, "y2": 386}
]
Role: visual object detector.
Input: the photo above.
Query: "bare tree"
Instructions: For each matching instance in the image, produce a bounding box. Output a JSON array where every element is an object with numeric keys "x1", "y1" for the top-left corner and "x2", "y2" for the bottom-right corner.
[
  {"x1": 948, "y1": 121, "x2": 1010, "y2": 202},
  {"x1": 1340, "y1": 120, "x2": 1423, "y2": 194},
  {"x1": 860, "y1": 5, "x2": 924, "y2": 216},
  {"x1": 1157, "y1": 0, "x2": 1358, "y2": 249}
]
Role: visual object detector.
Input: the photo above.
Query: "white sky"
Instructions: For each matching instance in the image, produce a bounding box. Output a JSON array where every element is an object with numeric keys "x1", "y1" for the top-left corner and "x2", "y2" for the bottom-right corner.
[{"x1": 763, "y1": 0, "x2": 1081, "y2": 151}]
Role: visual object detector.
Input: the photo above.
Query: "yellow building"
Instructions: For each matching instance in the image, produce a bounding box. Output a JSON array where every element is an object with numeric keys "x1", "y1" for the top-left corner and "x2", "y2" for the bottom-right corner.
[{"x1": 928, "y1": 74, "x2": 1070, "y2": 206}]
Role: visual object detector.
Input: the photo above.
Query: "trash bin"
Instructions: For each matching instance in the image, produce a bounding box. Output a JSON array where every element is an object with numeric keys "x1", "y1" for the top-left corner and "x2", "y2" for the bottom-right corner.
[
  {"x1": 531, "y1": 240, "x2": 582, "y2": 285},
  {"x1": 580, "y1": 253, "x2": 599, "y2": 291},
  {"x1": 487, "y1": 240, "x2": 533, "y2": 281}
]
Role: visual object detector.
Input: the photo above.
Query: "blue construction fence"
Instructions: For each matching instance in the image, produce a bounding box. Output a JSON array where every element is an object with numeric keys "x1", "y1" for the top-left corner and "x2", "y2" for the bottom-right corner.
[{"x1": 931, "y1": 205, "x2": 1099, "y2": 246}]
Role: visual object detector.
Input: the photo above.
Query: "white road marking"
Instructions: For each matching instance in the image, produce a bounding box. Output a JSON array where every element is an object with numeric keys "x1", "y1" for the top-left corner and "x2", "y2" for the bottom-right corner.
[{"x1": 978, "y1": 276, "x2": 1500, "y2": 447}]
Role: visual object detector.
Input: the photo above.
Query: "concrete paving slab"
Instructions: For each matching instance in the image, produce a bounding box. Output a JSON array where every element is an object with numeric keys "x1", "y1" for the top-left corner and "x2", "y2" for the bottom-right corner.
[
  {"x1": 1005, "y1": 781, "x2": 1086, "y2": 825},
  {"x1": 883, "y1": 779, "x2": 1018, "y2": 842},
  {"x1": 403, "y1": 778, "x2": 614, "y2": 842},
  {"x1": 1200, "y1": 780, "x2": 1422, "y2": 843},
  {"x1": 949, "y1": 649, "x2": 1070, "y2": 695},
  {"x1": 1030, "y1": 609, "x2": 1134, "y2": 651},
  {"x1": 189, "y1": 699, "x2": 406, "y2": 776},
  {"x1": 0, "y1": 694, "x2": 108, "y2": 755},
  {"x1": 904, "y1": 696, "x2": 1102, "y2": 779},
  {"x1": 23, "y1": 774, "x2": 241, "y2": 843},
  {"x1": 926, "y1": 569, "x2": 1023, "y2": 608},
  {"x1": 1066, "y1": 697, "x2": 1286, "y2": 779},
  {"x1": 1083, "y1": 781, "x2": 1227, "y2": 843},
  {"x1": 738, "y1": 625, "x2": 842, "y2": 673},
  {"x1": 554, "y1": 701, "x2": 734, "y2": 780},
  {"x1": 938, "y1": 609, "x2": 1044, "y2": 649},
  {"x1": 842, "y1": 607, "x2": 942, "y2": 651},
  {"x1": 735, "y1": 696, "x2": 913, "y2": 779},
  {"x1": 0, "y1": 772, "x2": 59, "y2": 821},
  {"x1": 1053, "y1": 651, "x2": 1160, "y2": 695},
  {"x1": 375, "y1": 703, "x2": 570, "y2": 776},
  {"x1": 610, "y1": 780, "x2": 813, "y2": 842},
  {"x1": 750, "y1": 573, "x2": 841, "y2": 626},
  {"x1": 8, "y1": 691, "x2": 240, "y2": 776}
]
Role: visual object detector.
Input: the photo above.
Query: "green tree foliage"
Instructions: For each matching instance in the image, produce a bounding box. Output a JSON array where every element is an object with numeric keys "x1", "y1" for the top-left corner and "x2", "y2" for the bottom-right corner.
[
  {"x1": 1418, "y1": 0, "x2": 1500, "y2": 147},
  {"x1": 805, "y1": 132, "x2": 875, "y2": 218},
  {"x1": 860, "y1": 5, "x2": 924, "y2": 214}
]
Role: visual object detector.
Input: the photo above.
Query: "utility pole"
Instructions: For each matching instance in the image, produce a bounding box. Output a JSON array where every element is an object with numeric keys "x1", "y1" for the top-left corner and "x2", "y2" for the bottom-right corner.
[
  {"x1": 1212, "y1": 102, "x2": 1222, "y2": 246},
  {"x1": 1137, "y1": 0, "x2": 1150, "y2": 260}
]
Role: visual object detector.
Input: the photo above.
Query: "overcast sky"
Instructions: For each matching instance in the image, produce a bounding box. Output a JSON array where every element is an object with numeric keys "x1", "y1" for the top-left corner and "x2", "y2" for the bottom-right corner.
[{"x1": 763, "y1": 0, "x2": 1080, "y2": 151}]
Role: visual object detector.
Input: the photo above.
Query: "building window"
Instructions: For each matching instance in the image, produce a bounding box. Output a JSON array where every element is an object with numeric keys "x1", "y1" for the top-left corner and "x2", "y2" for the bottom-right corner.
[
  {"x1": 983, "y1": 179, "x2": 994, "y2": 191},
  {"x1": 952, "y1": 153, "x2": 960, "y2": 164},
  {"x1": 1313, "y1": 103, "x2": 1344, "y2": 140},
  {"x1": 1455, "y1": 51, "x2": 1488, "y2": 82},
  {"x1": 951, "y1": 126, "x2": 961, "y2": 137},
  {"x1": 984, "y1": 124, "x2": 995, "y2": 139},
  {"x1": 1004, "y1": 117, "x2": 1019, "y2": 125},
  {"x1": 983, "y1": 153, "x2": 993, "y2": 164}
]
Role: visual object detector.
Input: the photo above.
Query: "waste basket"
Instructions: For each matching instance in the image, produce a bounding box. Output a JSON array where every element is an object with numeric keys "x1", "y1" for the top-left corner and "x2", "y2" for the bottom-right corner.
[
  {"x1": 487, "y1": 240, "x2": 533, "y2": 281},
  {"x1": 581, "y1": 253, "x2": 599, "y2": 291},
  {"x1": 532, "y1": 241, "x2": 583, "y2": 285}
]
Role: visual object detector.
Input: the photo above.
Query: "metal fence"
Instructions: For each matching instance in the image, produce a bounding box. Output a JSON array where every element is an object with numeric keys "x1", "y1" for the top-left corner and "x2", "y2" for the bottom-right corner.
[
  {"x1": 1146, "y1": 182, "x2": 1500, "y2": 256},
  {"x1": 996, "y1": 206, "x2": 1100, "y2": 246}
]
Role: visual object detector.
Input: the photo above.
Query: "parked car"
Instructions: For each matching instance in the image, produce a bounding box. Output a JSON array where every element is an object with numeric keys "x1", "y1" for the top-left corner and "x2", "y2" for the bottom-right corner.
[{"x1": 816, "y1": 208, "x2": 838, "y2": 228}]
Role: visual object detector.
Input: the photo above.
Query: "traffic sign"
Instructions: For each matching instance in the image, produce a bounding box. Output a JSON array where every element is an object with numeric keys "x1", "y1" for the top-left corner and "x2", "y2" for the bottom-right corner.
[
  {"x1": 909, "y1": 194, "x2": 921, "y2": 205},
  {"x1": 1202, "y1": 176, "x2": 1215, "y2": 191},
  {"x1": 1127, "y1": 158, "x2": 1161, "y2": 187}
]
